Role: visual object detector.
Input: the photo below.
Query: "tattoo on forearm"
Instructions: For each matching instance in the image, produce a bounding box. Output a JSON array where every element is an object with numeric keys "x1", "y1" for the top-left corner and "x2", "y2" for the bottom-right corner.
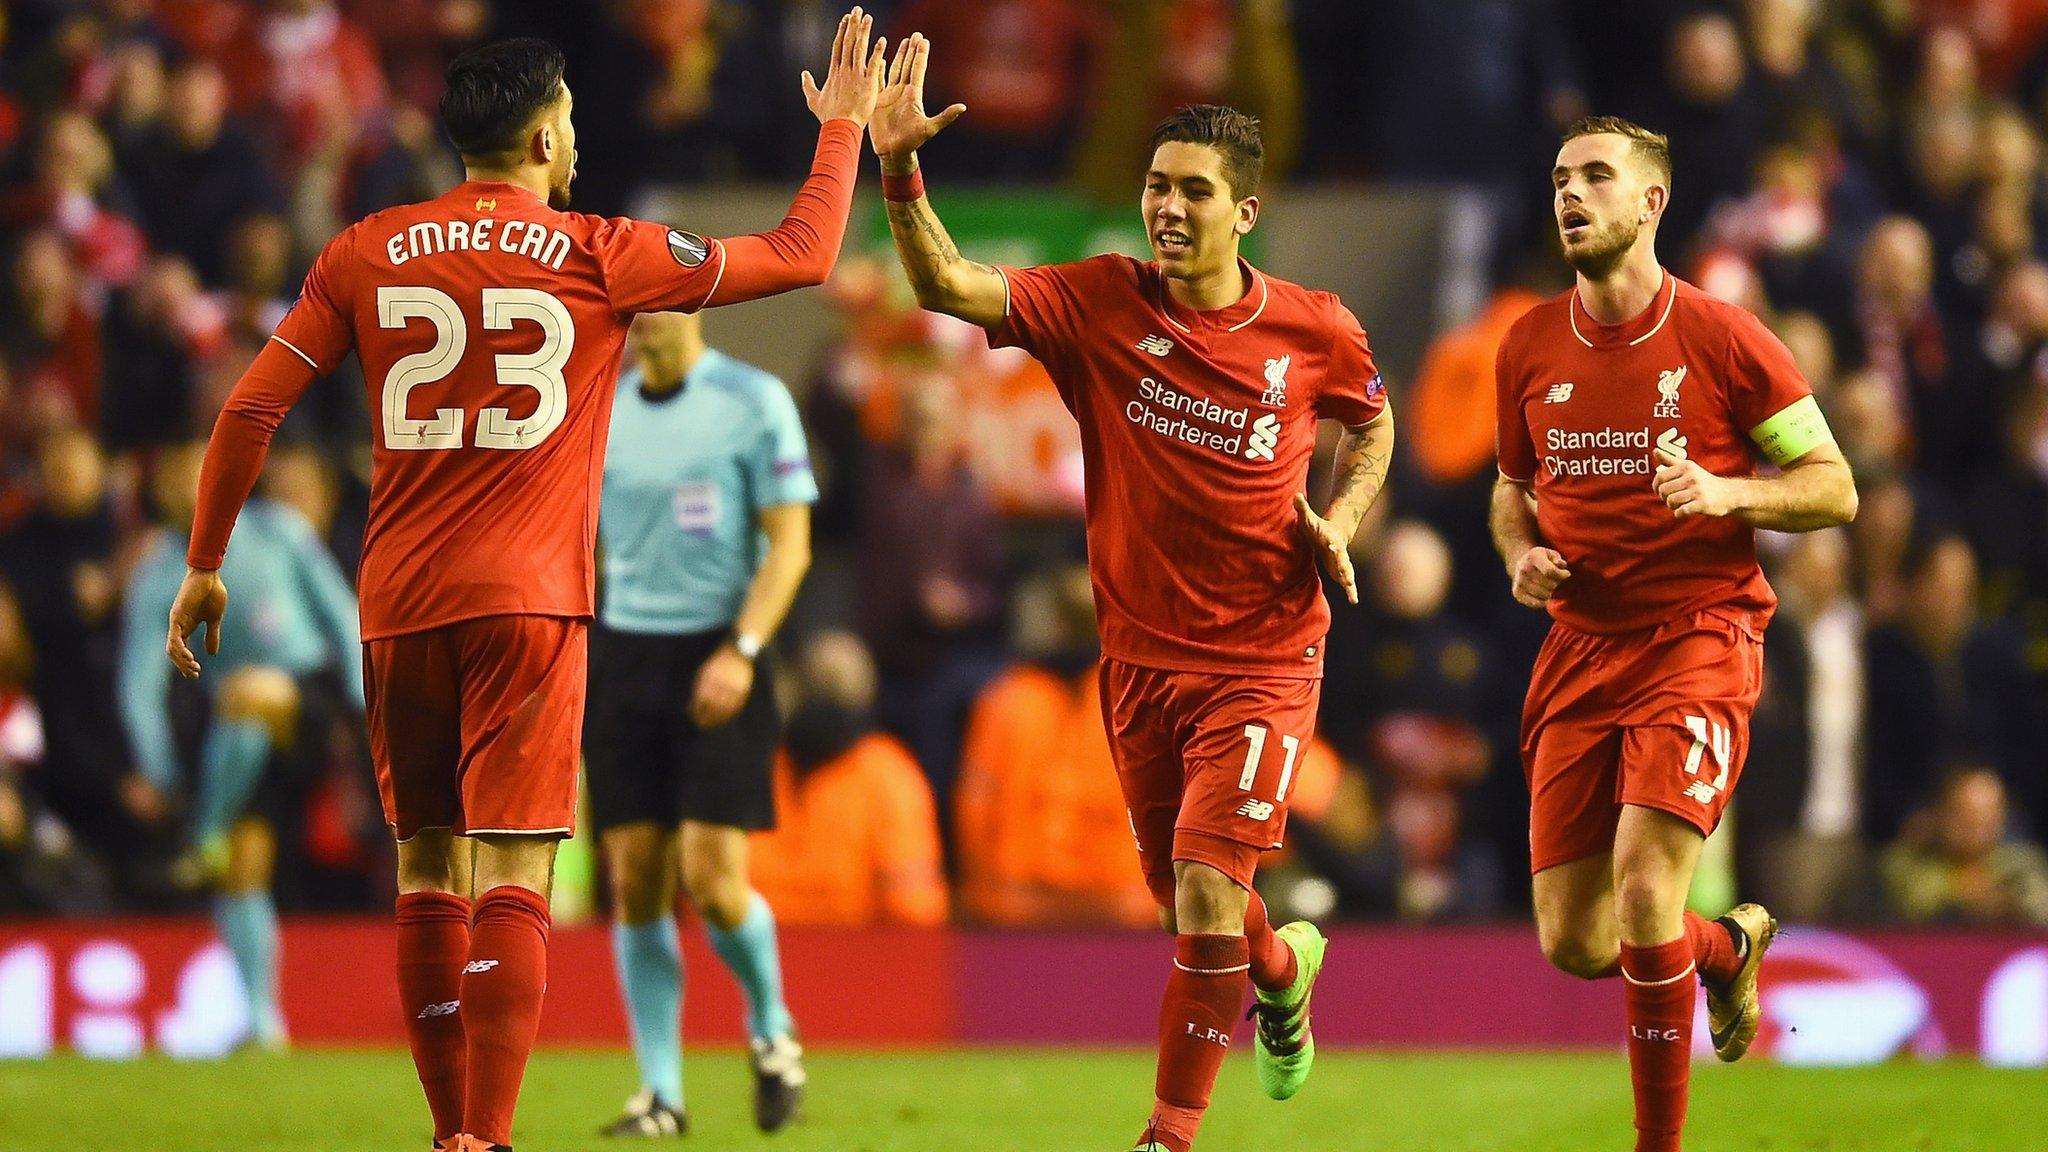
[
  {"x1": 1331, "y1": 431, "x2": 1390, "y2": 523},
  {"x1": 888, "y1": 198, "x2": 997, "y2": 302}
]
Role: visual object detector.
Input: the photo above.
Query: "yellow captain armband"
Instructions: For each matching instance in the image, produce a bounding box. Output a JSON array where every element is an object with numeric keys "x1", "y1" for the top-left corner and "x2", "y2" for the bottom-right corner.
[{"x1": 1748, "y1": 394, "x2": 1834, "y2": 467}]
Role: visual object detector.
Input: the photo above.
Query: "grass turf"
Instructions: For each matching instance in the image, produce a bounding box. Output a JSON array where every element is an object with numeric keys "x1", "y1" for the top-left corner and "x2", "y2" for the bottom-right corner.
[{"x1": 0, "y1": 1048, "x2": 2036, "y2": 1150}]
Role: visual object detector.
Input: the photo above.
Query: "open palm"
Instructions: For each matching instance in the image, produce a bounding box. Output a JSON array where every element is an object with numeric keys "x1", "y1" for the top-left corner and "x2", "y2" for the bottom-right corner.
[{"x1": 871, "y1": 33, "x2": 967, "y2": 160}]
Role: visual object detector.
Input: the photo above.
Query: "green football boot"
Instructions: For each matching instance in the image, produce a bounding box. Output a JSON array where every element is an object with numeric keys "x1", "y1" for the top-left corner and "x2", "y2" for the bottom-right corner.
[{"x1": 1249, "y1": 921, "x2": 1326, "y2": 1100}]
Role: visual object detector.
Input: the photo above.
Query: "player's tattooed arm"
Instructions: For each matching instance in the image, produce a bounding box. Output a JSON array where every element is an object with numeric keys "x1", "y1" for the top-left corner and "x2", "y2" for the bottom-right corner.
[
  {"x1": 1325, "y1": 412, "x2": 1394, "y2": 540},
  {"x1": 1491, "y1": 477, "x2": 1570, "y2": 610},
  {"x1": 882, "y1": 196, "x2": 1009, "y2": 329},
  {"x1": 1294, "y1": 412, "x2": 1392, "y2": 605},
  {"x1": 872, "y1": 33, "x2": 1009, "y2": 329}
]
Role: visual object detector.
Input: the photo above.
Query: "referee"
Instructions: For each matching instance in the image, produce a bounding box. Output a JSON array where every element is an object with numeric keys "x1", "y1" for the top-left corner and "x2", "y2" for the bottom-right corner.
[{"x1": 589, "y1": 310, "x2": 816, "y2": 1138}]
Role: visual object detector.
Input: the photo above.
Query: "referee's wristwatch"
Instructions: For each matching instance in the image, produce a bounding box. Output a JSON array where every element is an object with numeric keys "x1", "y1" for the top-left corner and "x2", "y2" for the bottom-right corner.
[{"x1": 731, "y1": 631, "x2": 765, "y2": 662}]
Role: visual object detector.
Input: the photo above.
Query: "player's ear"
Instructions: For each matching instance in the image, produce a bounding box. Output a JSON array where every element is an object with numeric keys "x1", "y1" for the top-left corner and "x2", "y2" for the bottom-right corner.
[
  {"x1": 533, "y1": 121, "x2": 555, "y2": 166},
  {"x1": 1643, "y1": 180, "x2": 1668, "y2": 224},
  {"x1": 1236, "y1": 195, "x2": 1259, "y2": 237}
]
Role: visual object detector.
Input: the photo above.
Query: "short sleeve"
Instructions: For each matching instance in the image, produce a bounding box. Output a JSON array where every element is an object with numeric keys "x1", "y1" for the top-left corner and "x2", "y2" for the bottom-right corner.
[
  {"x1": 591, "y1": 216, "x2": 729, "y2": 316},
  {"x1": 271, "y1": 227, "x2": 358, "y2": 372},
  {"x1": 1494, "y1": 316, "x2": 1538, "y2": 483},
  {"x1": 748, "y1": 377, "x2": 820, "y2": 508},
  {"x1": 987, "y1": 256, "x2": 1117, "y2": 365},
  {"x1": 1314, "y1": 299, "x2": 1388, "y2": 426},
  {"x1": 1725, "y1": 308, "x2": 1819, "y2": 443}
]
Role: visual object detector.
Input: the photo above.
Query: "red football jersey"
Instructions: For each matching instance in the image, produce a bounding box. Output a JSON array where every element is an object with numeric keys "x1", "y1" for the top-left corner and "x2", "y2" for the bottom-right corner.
[
  {"x1": 265, "y1": 181, "x2": 739, "y2": 638},
  {"x1": 191, "y1": 117, "x2": 859, "y2": 640},
  {"x1": 993, "y1": 255, "x2": 1386, "y2": 677},
  {"x1": 1495, "y1": 272, "x2": 1813, "y2": 634}
]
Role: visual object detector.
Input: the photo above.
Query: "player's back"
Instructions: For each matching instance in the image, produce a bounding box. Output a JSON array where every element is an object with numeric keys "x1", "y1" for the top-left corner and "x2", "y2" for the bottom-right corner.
[{"x1": 298, "y1": 180, "x2": 715, "y2": 639}]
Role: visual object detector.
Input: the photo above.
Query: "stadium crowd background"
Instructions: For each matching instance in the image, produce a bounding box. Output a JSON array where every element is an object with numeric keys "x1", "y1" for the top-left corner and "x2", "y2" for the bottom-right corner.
[{"x1": 1, "y1": 0, "x2": 2046, "y2": 933}]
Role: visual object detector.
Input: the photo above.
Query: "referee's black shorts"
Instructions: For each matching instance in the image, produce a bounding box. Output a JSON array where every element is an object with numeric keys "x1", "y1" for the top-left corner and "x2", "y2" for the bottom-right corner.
[{"x1": 583, "y1": 623, "x2": 780, "y2": 836}]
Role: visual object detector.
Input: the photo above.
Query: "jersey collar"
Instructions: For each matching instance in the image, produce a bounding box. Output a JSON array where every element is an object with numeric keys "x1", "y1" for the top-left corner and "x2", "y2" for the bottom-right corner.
[
  {"x1": 1156, "y1": 257, "x2": 1269, "y2": 334},
  {"x1": 1568, "y1": 269, "x2": 1676, "y2": 349},
  {"x1": 452, "y1": 179, "x2": 545, "y2": 208}
]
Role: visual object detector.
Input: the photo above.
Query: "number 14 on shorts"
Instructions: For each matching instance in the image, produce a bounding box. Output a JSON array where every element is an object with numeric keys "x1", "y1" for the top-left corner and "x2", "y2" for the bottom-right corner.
[{"x1": 1237, "y1": 724, "x2": 1301, "y2": 820}]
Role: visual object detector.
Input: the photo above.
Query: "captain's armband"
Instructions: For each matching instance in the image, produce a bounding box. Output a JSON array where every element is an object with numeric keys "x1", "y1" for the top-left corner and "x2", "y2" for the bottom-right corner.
[{"x1": 1748, "y1": 394, "x2": 1834, "y2": 467}]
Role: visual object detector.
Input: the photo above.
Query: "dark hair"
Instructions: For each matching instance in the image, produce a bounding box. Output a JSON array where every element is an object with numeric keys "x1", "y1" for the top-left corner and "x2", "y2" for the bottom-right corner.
[
  {"x1": 440, "y1": 38, "x2": 567, "y2": 159},
  {"x1": 1150, "y1": 105, "x2": 1264, "y2": 200},
  {"x1": 1562, "y1": 115, "x2": 1673, "y2": 187}
]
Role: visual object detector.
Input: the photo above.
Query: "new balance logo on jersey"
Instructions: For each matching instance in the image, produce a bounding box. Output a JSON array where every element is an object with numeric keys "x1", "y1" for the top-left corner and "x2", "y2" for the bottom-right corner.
[
  {"x1": 1653, "y1": 365, "x2": 1688, "y2": 419},
  {"x1": 418, "y1": 1000, "x2": 460, "y2": 1019},
  {"x1": 1545, "y1": 381, "x2": 1575, "y2": 404},
  {"x1": 1260, "y1": 354, "x2": 1292, "y2": 407},
  {"x1": 1136, "y1": 334, "x2": 1175, "y2": 357},
  {"x1": 1683, "y1": 780, "x2": 1719, "y2": 804},
  {"x1": 463, "y1": 959, "x2": 499, "y2": 974},
  {"x1": 1237, "y1": 798, "x2": 1276, "y2": 821},
  {"x1": 1246, "y1": 413, "x2": 1281, "y2": 462}
]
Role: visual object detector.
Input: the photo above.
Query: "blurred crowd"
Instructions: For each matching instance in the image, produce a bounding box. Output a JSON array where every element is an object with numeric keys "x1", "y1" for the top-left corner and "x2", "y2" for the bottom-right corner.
[{"x1": 3, "y1": 0, "x2": 2047, "y2": 932}]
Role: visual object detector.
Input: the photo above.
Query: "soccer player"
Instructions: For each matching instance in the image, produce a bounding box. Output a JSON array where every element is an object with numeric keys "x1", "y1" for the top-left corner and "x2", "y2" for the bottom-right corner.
[
  {"x1": 871, "y1": 36, "x2": 1395, "y2": 1152},
  {"x1": 164, "y1": 17, "x2": 887, "y2": 1152},
  {"x1": 1492, "y1": 116, "x2": 1859, "y2": 1152},
  {"x1": 589, "y1": 310, "x2": 816, "y2": 1137},
  {"x1": 120, "y1": 440, "x2": 365, "y2": 1052}
]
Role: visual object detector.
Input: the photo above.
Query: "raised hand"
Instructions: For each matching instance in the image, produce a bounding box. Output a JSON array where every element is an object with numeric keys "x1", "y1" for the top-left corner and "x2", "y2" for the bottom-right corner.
[
  {"x1": 802, "y1": 7, "x2": 887, "y2": 126},
  {"x1": 166, "y1": 567, "x2": 228, "y2": 679},
  {"x1": 1293, "y1": 493, "x2": 1358, "y2": 605},
  {"x1": 871, "y1": 33, "x2": 967, "y2": 163}
]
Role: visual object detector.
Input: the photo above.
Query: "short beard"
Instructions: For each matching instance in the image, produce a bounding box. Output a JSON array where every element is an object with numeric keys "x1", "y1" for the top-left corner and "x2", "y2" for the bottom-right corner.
[
  {"x1": 547, "y1": 161, "x2": 573, "y2": 210},
  {"x1": 1562, "y1": 218, "x2": 1640, "y2": 279}
]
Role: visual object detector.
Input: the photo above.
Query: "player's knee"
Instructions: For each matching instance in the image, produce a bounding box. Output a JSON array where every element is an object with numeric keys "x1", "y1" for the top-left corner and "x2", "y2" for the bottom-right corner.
[
  {"x1": 1539, "y1": 929, "x2": 1616, "y2": 980},
  {"x1": 472, "y1": 835, "x2": 559, "y2": 898},
  {"x1": 218, "y1": 667, "x2": 299, "y2": 742},
  {"x1": 1611, "y1": 868, "x2": 1686, "y2": 940},
  {"x1": 395, "y1": 829, "x2": 458, "y2": 895},
  {"x1": 1172, "y1": 863, "x2": 1248, "y2": 936}
]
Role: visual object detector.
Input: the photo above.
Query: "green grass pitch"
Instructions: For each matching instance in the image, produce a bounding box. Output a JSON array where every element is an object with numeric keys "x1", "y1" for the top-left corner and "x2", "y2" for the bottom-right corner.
[{"x1": 0, "y1": 1048, "x2": 2036, "y2": 1150}]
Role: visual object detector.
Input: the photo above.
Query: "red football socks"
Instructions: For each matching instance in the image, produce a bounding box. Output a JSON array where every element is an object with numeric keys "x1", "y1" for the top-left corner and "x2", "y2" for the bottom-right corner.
[
  {"x1": 1144, "y1": 934, "x2": 1250, "y2": 1152},
  {"x1": 1683, "y1": 909, "x2": 1743, "y2": 987},
  {"x1": 1620, "y1": 937, "x2": 1696, "y2": 1152},
  {"x1": 1243, "y1": 891, "x2": 1299, "y2": 994},
  {"x1": 395, "y1": 890, "x2": 471, "y2": 1142},
  {"x1": 462, "y1": 885, "x2": 552, "y2": 1147}
]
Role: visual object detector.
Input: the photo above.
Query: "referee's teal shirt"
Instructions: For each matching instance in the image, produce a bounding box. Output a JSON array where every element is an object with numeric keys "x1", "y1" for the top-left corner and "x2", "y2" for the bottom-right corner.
[{"x1": 599, "y1": 350, "x2": 818, "y2": 636}]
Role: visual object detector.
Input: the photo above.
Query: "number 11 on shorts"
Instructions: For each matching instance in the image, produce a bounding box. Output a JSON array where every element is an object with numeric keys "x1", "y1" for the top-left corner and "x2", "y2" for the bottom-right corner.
[{"x1": 1240, "y1": 724, "x2": 1301, "y2": 802}]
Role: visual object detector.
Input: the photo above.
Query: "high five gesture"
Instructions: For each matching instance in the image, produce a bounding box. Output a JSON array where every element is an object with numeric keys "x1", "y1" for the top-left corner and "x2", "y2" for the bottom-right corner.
[
  {"x1": 801, "y1": 7, "x2": 888, "y2": 126},
  {"x1": 871, "y1": 34, "x2": 967, "y2": 166}
]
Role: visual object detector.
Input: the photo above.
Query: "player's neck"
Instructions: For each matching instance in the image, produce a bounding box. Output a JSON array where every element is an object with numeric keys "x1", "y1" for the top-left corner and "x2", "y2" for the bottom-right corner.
[
  {"x1": 1575, "y1": 247, "x2": 1664, "y2": 325},
  {"x1": 461, "y1": 163, "x2": 552, "y2": 204},
  {"x1": 1165, "y1": 256, "x2": 1250, "y2": 313}
]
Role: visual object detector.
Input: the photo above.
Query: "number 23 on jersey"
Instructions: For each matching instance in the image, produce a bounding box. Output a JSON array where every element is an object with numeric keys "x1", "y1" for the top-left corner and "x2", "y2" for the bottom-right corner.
[{"x1": 377, "y1": 285, "x2": 574, "y2": 451}]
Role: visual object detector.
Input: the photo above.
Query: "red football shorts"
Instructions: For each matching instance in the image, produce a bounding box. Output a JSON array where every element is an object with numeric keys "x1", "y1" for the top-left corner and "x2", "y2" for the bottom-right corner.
[
  {"x1": 1521, "y1": 607, "x2": 1765, "y2": 873},
  {"x1": 1098, "y1": 657, "x2": 1322, "y2": 904},
  {"x1": 362, "y1": 614, "x2": 587, "y2": 840}
]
